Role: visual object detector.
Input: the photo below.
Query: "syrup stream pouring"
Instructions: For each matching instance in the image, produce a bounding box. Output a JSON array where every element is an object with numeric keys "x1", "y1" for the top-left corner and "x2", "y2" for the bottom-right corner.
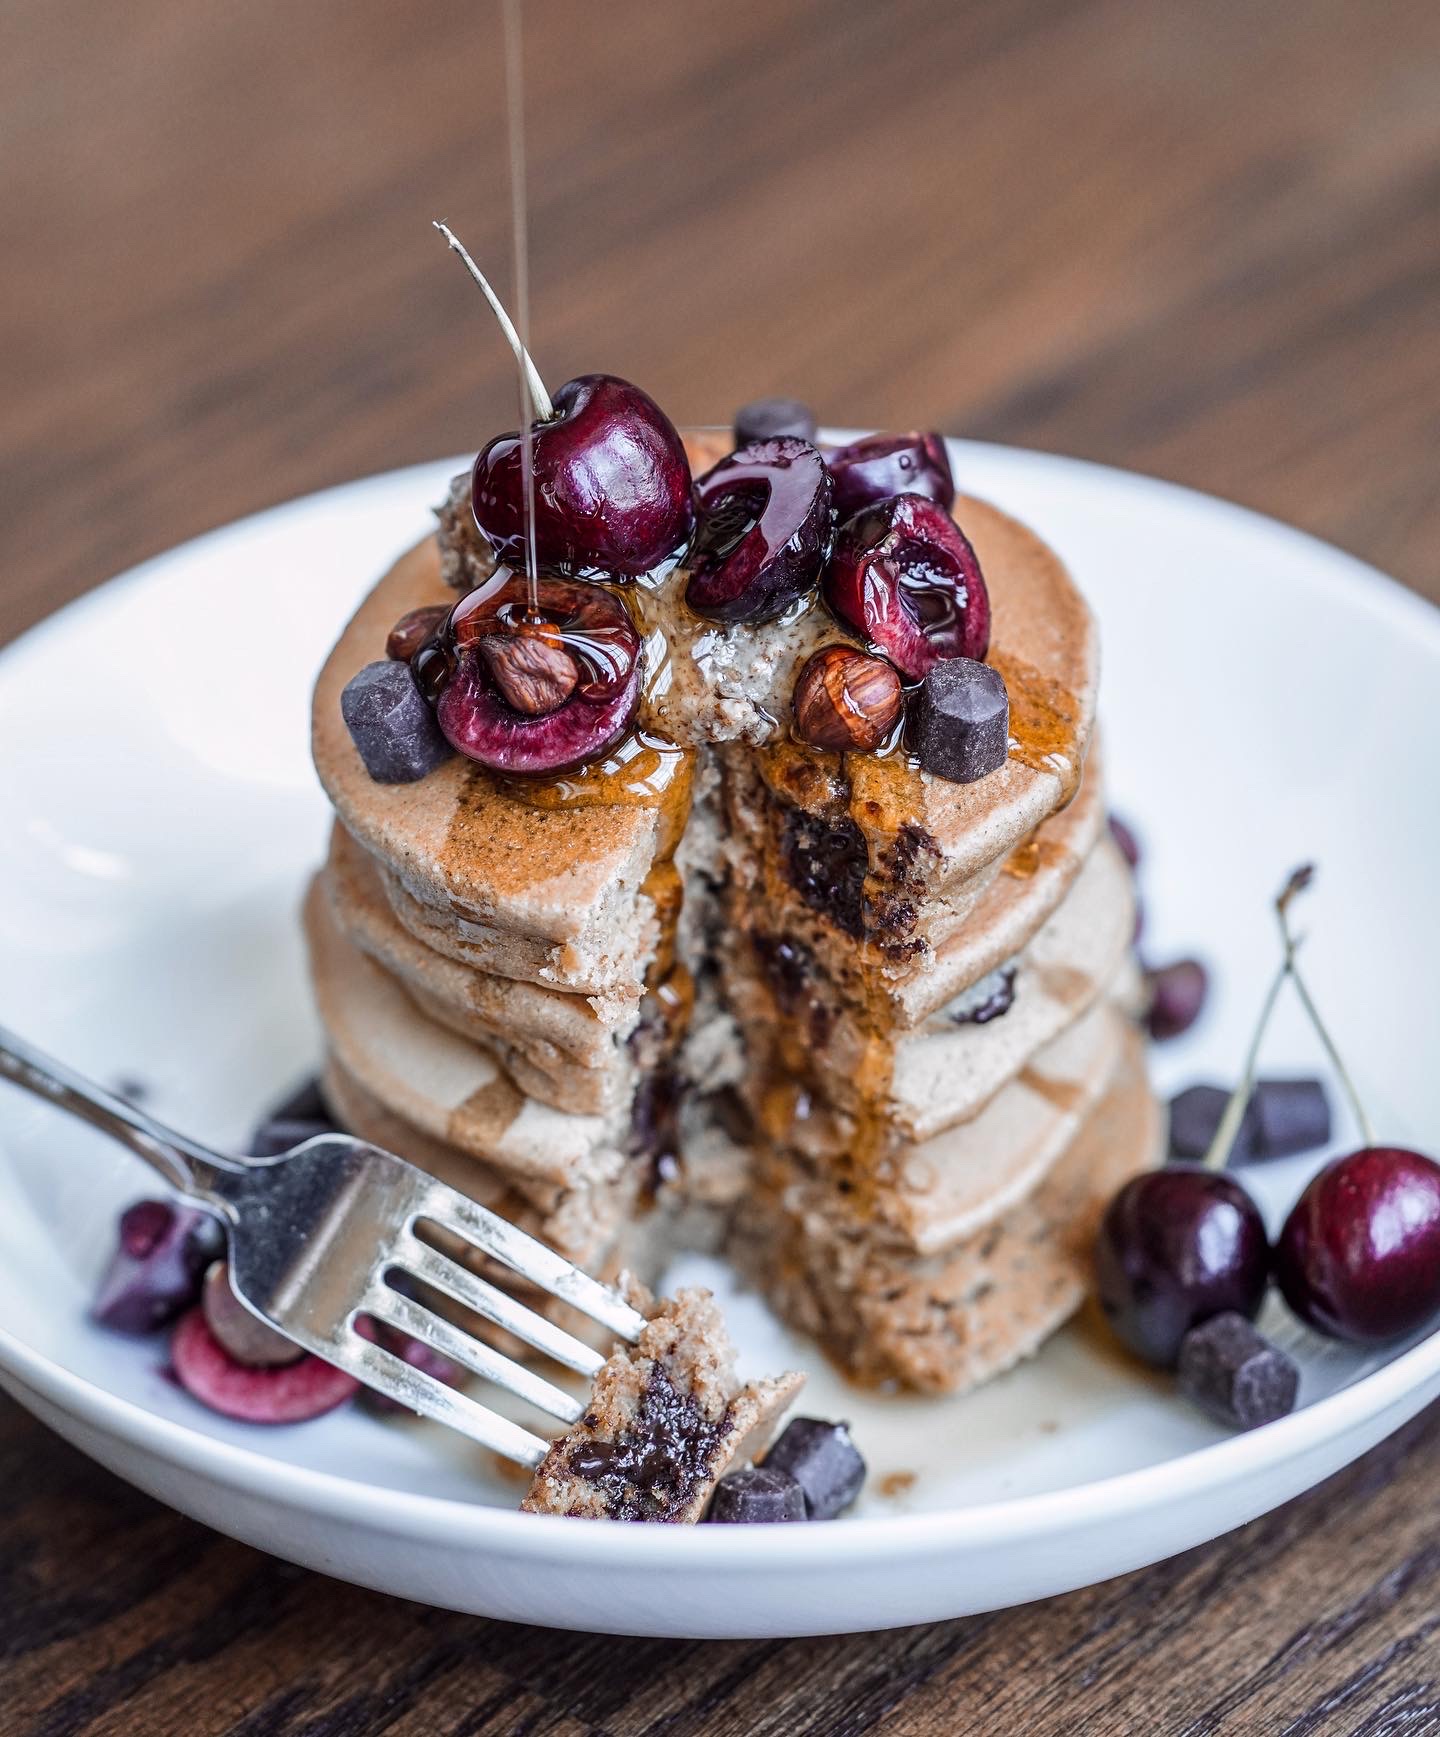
[
  {"x1": 502, "y1": 0, "x2": 541, "y2": 614},
  {"x1": 0, "y1": 1023, "x2": 646, "y2": 1464}
]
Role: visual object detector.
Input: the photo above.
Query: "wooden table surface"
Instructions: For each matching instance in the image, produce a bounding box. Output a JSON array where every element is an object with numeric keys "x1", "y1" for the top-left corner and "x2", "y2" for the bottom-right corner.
[{"x1": 3, "y1": 1, "x2": 1438, "y2": 1731}]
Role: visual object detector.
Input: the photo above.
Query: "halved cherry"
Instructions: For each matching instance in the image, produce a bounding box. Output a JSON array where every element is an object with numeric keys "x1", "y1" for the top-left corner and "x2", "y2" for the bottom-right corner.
[
  {"x1": 435, "y1": 572, "x2": 642, "y2": 776},
  {"x1": 92, "y1": 1200, "x2": 224, "y2": 1334},
  {"x1": 171, "y1": 1307, "x2": 359, "y2": 1423},
  {"x1": 684, "y1": 437, "x2": 833, "y2": 625},
  {"x1": 827, "y1": 432, "x2": 954, "y2": 520},
  {"x1": 823, "y1": 493, "x2": 990, "y2": 679}
]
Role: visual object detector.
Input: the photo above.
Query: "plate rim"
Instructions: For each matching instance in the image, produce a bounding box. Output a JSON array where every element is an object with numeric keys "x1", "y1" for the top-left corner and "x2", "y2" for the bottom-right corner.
[{"x1": 2, "y1": 437, "x2": 1439, "y2": 1569}]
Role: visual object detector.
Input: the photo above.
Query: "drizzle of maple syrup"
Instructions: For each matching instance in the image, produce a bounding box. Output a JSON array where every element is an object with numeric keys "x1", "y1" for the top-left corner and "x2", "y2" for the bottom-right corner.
[
  {"x1": 501, "y1": 0, "x2": 541, "y2": 616},
  {"x1": 742, "y1": 738, "x2": 907, "y2": 1213},
  {"x1": 504, "y1": 726, "x2": 697, "y2": 1012},
  {"x1": 846, "y1": 745, "x2": 925, "y2": 843},
  {"x1": 989, "y1": 646, "x2": 1082, "y2": 805}
]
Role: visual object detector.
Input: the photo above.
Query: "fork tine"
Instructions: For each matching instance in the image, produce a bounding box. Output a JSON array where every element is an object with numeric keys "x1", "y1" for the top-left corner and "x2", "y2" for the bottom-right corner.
[
  {"x1": 393, "y1": 1233, "x2": 606, "y2": 1377},
  {"x1": 367, "y1": 1286, "x2": 585, "y2": 1425},
  {"x1": 416, "y1": 1179, "x2": 648, "y2": 1342},
  {"x1": 342, "y1": 1328, "x2": 550, "y2": 1466}
]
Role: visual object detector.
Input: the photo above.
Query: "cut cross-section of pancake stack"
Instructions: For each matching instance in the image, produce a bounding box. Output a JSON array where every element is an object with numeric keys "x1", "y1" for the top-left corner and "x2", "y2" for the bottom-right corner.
[{"x1": 306, "y1": 432, "x2": 1159, "y2": 1398}]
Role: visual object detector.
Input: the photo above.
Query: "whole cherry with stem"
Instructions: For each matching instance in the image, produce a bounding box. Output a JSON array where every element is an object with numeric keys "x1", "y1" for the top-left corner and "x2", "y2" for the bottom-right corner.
[
  {"x1": 1263, "y1": 874, "x2": 1440, "y2": 1344},
  {"x1": 1098, "y1": 864, "x2": 1440, "y2": 1367},
  {"x1": 1094, "y1": 869, "x2": 1315, "y2": 1368},
  {"x1": 434, "y1": 223, "x2": 694, "y2": 580}
]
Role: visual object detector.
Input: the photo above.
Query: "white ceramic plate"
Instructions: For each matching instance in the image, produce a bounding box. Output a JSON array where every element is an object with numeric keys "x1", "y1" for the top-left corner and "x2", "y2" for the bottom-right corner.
[{"x1": 1, "y1": 443, "x2": 1438, "y2": 1638}]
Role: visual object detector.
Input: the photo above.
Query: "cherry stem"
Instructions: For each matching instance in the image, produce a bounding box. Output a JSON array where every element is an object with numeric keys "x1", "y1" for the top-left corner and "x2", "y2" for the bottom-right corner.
[
  {"x1": 1274, "y1": 867, "x2": 1377, "y2": 1148},
  {"x1": 432, "y1": 221, "x2": 554, "y2": 422},
  {"x1": 1201, "y1": 954, "x2": 1288, "y2": 1172},
  {"x1": 1202, "y1": 864, "x2": 1374, "y2": 1169}
]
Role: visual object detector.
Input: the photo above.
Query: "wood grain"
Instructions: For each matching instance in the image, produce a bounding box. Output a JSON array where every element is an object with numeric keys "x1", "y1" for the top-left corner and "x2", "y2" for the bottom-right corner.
[{"x1": 2, "y1": 0, "x2": 1438, "y2": 1731}]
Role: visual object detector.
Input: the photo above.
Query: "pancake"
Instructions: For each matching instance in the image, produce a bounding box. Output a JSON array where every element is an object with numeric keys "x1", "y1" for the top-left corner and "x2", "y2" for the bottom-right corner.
[
  {"x1": 725, "y1": 831, "x2": 1135, "y2": 1145},
  {"x1": 889, "y1": 735, "x2": 1108, "y2": 1026},
  {"x1": 753, "y1": 995, "x2": 1130, "y2": 1257},
  {"x1": 311, "y1": 437, "x2": 1098, "y2": 997},
  {"x1": 306, "y1": 430, "x2": 1152, "y2": 1404},
  {"x1": 322, "y1": 1055, "x2": 639, "y2": 1270},
  {"x1": 322, "y1": 822, "x2": 640, "y2": 1115},
  {"x1": 731, "y1": 1021, "x2": 1157, "y2": 1393},
  {"x1": 304, "y1": 875, "x2": 629, "y2": 1188},
  {"x1": 314, "y1": 539, "x2": 667, "y2": 997}
]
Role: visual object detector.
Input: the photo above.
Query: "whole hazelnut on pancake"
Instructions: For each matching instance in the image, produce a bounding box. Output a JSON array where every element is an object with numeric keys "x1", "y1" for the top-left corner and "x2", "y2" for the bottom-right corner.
[{"x1": 792, "y1": 645, "x2": 902, "y2": 752}]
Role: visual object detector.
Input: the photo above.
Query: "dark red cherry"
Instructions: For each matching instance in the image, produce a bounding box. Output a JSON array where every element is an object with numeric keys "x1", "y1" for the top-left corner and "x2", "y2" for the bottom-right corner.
[
  {"x1": 170, "y1": 1307, "x2": 359, "y2": 1423},
  {"x1": 355, "y1": 1314, "x2": 466, "y2": 1415},
  {"x1": 823, "y1": 493, "x2": 990, "y2": 679},
  {"x1": 826, "y1": 432, "x2": 954, "y2": 521},
  {"x1": 684, "y1": 437, "x2": 833, "y2": 625},
  {"x1": 92, "y1": 1200, "x2": 224, "y2": 1334},
  {"x1": 1275, "y1": 1147, "x2": 1440, "y2": 1343},
  {"x1": 435, "y1": 572, "x2": 641, "y2": 776},
  {"x1": 1095, "y1": 1165, "x2": 1270, "y2": 1367},
  {"x1": 1146, "y1": 958, "x2": 1209, "y2": 1041},
  {"x1": 471, "y1": 374, "x2": 693, "y2": 579}
]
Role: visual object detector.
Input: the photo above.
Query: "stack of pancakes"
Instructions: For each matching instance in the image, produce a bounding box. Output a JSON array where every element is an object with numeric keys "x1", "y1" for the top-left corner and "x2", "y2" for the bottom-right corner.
[{"x1": 306, "y1": 437, "x2": 1158, "y2": 1395}]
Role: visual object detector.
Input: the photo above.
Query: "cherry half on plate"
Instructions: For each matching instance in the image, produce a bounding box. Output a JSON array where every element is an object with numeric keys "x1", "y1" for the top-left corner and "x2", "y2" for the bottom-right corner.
[
  {"x1": 434, "y1": 572, "x2": 642, "y2": 777},
  {"x1": 171, "y1": 1306, "x2": 359, "y2": 1424},
  {"x1": 1274, "y1": 1147, "x2": 1440, "y2": 1343},
  {"x1": 684, "y1": 437, "x2": 834, "y2": 625},
  {"x1": 826, "y1": 431, "x2": 954, "y2": 521},
  {"x1": 472, "y1": 374, "x2": 694, "y2": 580},
  {"x1": 823, "y1": 493, "x2": 990, "y2": 679}
]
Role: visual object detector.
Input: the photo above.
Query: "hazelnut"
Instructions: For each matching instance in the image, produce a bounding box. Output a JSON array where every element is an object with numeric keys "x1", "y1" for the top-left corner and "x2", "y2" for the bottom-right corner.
[
  {"x1": 792, "y1": 645, "x2": 903, "y2": 752},
  {"x1": 385, "y1": 604, "x2": 449, "y2": 663},
  {"x1": 479, "y1": 622, "x2": 580, "y2": 716}
]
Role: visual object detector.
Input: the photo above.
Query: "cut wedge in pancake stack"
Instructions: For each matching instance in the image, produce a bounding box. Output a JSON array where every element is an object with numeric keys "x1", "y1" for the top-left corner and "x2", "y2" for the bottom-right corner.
[{"x1": 307, "y1": 426, "x2": 1159, "y2": 1405}]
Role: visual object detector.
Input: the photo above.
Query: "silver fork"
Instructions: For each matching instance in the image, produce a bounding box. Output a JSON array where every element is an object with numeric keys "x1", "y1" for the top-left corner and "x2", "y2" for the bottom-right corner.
[{"x1": 0, "y1": 1026, "x2": 647, "y2": 1468}]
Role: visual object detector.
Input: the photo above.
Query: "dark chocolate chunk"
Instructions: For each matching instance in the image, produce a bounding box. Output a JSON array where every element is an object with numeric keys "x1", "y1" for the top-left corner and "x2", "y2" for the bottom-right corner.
[
  {"x1": 783, "y1": 810, "x2": 869, "y2": 939},
  {"x1": 1168, "y1": 1077, "x2": 1330, "y2": 1167},
  {"x1": 733, "y1": 396, "x2": 818, "y2": 446},
  {"x1": 1251, "y1": 1077, "x2": 1331, "y2": 1159},
  {"x1": 912, "y1": 658, "x2": 1009, "y2": 785},
  {"x1": 251, "y1": 1076, "x2": 338, "y2": 1154},
  {"x1": 340, "y1": 659, "x2": 452, "y2": 784},
  {"x1": 1167, "y1": 1083, "x2": 1258, "y2": 1165},
  {"x1": 763, "y1": 1417, "x2": 866, "y2": 1519},
  {"x1": 1177, "y1": 1312, "x2": 1299, "y2": 1430},
  {"x1": 706, "y1": 1465, "x2": 808, "y2": 1523},
  {"x1": 1145, "y1": 957, "x2": 1209, "y2": 1040}
]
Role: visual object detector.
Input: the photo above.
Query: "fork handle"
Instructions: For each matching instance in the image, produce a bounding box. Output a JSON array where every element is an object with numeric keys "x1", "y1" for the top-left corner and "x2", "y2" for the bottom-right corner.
[{"x1": 0, "y1": 1024, "x2": 238, "y2": 1203}]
